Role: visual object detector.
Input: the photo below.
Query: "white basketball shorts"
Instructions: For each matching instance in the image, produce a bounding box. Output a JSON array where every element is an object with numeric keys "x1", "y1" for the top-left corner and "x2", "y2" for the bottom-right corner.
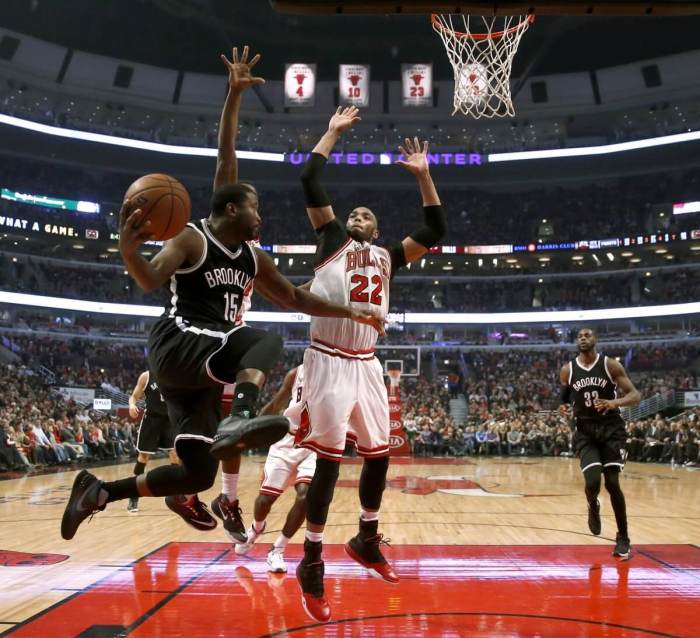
[{"x1": 260, "y1": 433, "x2": 317, "y2": 496}]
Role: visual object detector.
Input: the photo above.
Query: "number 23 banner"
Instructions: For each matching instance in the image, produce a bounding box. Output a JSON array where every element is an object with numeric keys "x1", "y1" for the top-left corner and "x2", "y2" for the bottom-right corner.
[
  {"x1": 402, "y1": 63, "x2": 433, "y2": 107},
  {"x1": 339, "y1": 64, "x2": 370, "y2": 107}
]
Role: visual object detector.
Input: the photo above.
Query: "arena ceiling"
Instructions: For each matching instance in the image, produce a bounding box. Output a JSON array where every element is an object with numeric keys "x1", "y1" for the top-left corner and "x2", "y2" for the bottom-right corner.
[{"x1": 1, "y1": 0, "x2": 699, "y2": 80}]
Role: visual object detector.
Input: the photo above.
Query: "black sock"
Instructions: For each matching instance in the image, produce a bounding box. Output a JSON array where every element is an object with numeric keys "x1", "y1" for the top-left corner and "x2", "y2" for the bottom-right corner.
[
  {"x1": 303, "y1": 539, "x2": 322, "y2": 562},
  {"x1": 133, "y1": 461, "x2": 146, "y2": 476},
  {"x1": 359, "y1": 518, "x2": 379, "y2": 539},
  {"x1": 231, "y1": 382, "x2": 259, "y2": 418},
  {"x1": 103, "y1": 476, "x2": 139, "y2": 503}
]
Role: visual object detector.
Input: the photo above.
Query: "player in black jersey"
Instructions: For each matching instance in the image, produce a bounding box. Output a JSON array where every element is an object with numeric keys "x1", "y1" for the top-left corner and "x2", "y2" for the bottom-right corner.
[
  {"x1": 559, "y1": 327, "x2": 641, "y2": 559},
  {"x1": 127, "y1": 370, "x2": 178, "y2": 513},
  {"x1": 60, "y1": 99, "x2": 383, "y2": 546}
]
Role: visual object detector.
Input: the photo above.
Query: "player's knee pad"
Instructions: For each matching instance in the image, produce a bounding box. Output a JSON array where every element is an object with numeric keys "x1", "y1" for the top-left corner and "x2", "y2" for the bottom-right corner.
[
  {"x1": 239, "y1": 332, "x2": 283, "y2": 377},
  {"x1": 176, "y1": 440, "x2": 218, "y2": 492},
  {"x1": 306, "y1": 458, "x2": 340, "y2": 526},
  {"x1": 583, "y1": 464, "x2": 602, "y2": 495},
  {"x1": 359, "y1": 456, "x2": 389, "y2": 510},
  {"x1": 603, "y1": 468, "x2": 623, "y2": 495}
]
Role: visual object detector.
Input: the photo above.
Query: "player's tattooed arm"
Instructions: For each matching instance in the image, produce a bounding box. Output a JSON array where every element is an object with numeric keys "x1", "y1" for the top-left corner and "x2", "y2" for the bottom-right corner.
[
  {"x1": 594, "y1": 359, "x2": 641, "y2": 412},
  {"x1": 214, "y1": 46, "x2": 265, "y2": 192},
  {"x1": 558, "y1": 364, "x2": 572, "y2": 418},
  {"x1": 301, "y1": 106, "x2": 361, "y2": 229},
  {"x1": 119, "y1": 199, "x2": 202, "y2": 293},
  {"x1": 253, "y1": 248, "x2": 385, "y2": 334},
  {"x1": 128, "y1": 371, "x2": 148, "y2": 419},
  {"x1": 259, "y1": 367, "x2": 298, "y2": 416},
  {"x1": 394, "y1": 137, "x2": 446, "y2": 266}
]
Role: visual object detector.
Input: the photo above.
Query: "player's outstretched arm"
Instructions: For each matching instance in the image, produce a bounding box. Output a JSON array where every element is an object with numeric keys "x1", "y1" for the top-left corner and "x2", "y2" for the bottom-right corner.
[
  {"x1": 300, "y1": 106, "x2": 361, "y2": 229},
  {"x1": 259, "y1": 367, "x2": 298, "y2": 416},
  {"x1": 594, "y1": 359, "x2": 641, "y2": 412},
  {"x1": 119, "y1": 199, "x2": 201, "y2": 293},
  {"x1": 559, "y1": 363, "x2": 572, "y2": 418},
  {"x1": 214, "y1": 45, "x2": 265, "y2": 192},
  {"x1": 253, "y1": 248, "x2": 385, "y2": 334},
  {"x1": 393, "y1": 137, "x2": 447, "y2": 267},
  {"x1": 128, "y1": 371, "x2": 148, "y2": 419}
]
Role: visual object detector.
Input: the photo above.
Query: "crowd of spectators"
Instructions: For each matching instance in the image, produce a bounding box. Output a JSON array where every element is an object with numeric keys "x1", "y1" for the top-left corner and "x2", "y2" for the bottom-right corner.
[
  {"x1": 1, "y1": 156, "x2": 699, "y2": 248},
  {"x1": 0, "y1": 365, "x2": 139, "y2": 473}
]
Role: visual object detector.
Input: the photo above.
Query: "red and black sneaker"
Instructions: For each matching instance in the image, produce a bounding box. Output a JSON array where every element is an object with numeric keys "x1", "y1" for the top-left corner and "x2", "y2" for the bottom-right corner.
[
  {"x1": 61, "y1": 470, "x2": 106, "y2": 540},
  {"x1": 296, "y1": 557, "x2": 331, "y2": 623},
  {"x1": 165, "y1": 494, "x2": 217, "y2": 531},
  {"x1": 210, "y1": 493, "x2": 247, "y2": 543},
  {"x1": 345, "y1": 521, "x2": 399, "y2": 584}
]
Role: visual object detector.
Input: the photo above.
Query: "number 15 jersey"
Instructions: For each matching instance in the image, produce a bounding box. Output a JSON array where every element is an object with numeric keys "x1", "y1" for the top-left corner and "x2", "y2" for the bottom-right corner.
[
  {"x1": 164, "y1": 219, "x2": 257, "y2": 331},
  {"x1": 310, "y1": 236, "x2": 390, "y2": 356}
]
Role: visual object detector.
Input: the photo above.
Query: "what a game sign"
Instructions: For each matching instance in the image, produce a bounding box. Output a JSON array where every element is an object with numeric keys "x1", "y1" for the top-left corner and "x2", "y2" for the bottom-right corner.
[
  {"x1": 339, "y1": 64, "x2": 370, "y2": 107},
  {"x1": 284, "y1": 63, "x2": 316, "y2": 107},
  {"x1": 402, "y1": 64, "x2": 433, "y2": 107}
]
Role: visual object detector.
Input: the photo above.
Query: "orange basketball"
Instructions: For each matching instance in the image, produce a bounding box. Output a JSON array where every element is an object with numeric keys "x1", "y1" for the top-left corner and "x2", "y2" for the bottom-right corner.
[{"x1": 124, "y1": 174, "x2": 191, "y2": 240}]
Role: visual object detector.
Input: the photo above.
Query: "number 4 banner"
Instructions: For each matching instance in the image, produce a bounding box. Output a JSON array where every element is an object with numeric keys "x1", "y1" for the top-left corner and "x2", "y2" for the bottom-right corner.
[
  {"x1": 284, "y1": 63, "x2": 316, "y2": 107},
  {"x1": 402, "y1": 63, "x2": 433, "y2": 107},
  {"x1": 339, "y1": 64, "x2": 370, "y2": 107}
]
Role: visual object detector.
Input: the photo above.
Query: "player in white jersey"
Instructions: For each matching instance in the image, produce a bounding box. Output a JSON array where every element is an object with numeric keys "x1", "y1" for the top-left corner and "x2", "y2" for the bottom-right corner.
[
  {"x1": 295, "y1": 106, "x2": 447, "y2": 623},
  {"x1": 234, "y1": 365, "x2": 316, "y2": 574}
]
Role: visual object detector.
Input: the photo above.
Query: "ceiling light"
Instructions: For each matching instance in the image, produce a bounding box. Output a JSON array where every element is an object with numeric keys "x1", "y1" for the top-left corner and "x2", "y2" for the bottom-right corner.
[
  {"x1": 538, "y1": 257, "x2": 550, "y2": 262},
  {"x1": 629, "y1": 258, "x2": 641, "y2": 263},
  {"x1": 621, "y1": 251, "x2": 633, "y2": 257},
  {"x1": 654, "y1": 248, "x2": 667, "y2": 254}
]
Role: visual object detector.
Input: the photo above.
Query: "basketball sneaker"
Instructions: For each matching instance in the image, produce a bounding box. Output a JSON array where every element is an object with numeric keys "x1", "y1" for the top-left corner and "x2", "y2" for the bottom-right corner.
[
  {"x1": 587, "y1": 498, "x2": 601, "y2": 536},
  {"x1": 61, "y1": 470, "x2": 106, "y2": 540},
  {"x1": 296, "y1": 542, "x2": 330, "y2": 623},
  {"x1": 210, "y1": 415, "x2": 290, "y2": 461},
  {"x1": 234, "y1": 521, "x2": 266, "y2": 556},
  {"x1": 612, "y1": 534, "x2": 632, "y2": 560},
  {"x1": 210, "y1": 494, "x2": 247, "y2": 543},
  {"x1": 344, "y1": 520, "x2": 399, "y2": 584},
  {"x1": 165, "y1": 494, "x2": 217, "y2": 531},
  {"x1": 266, "y1": 547, "x2": 287, "y2": 573},
  {"x1": 127, "y1": 497, "x2": 139, "y2": 513}
]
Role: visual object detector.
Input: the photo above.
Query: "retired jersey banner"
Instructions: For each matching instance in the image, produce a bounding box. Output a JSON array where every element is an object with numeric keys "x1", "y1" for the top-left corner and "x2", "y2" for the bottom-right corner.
[
  {"x1": 402, "y1": 63, "x2": 433, "y2": 107},
  {"x1": 284, "y1": 63, "x2": 316, "y2": 107},
  {"x1": 339, "y1": 64, "x2": 370, "y2": 107}
]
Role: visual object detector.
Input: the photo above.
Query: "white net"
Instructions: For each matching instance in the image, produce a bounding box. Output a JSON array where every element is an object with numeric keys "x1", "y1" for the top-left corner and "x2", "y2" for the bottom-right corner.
[{"x1": 432, "y1": 13, "x2": 534, "y2": 119}]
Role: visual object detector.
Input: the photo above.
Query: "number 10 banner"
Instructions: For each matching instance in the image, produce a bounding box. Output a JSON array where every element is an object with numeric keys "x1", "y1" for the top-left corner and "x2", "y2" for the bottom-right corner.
[
  {"x1": 339, "y1": 64, "x2": 370, "y2": 107},
  {"x1": 284, "y1": 63, "x2": 316, "y2": 107},
  {"x1": 402, "y1": 63, "x2": 433, "y2": 107}
]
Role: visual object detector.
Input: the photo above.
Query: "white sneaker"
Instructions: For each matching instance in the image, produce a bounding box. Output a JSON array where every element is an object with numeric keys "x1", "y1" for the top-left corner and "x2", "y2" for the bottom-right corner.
[
  {"x1": 266, "y1": 548, "x2": 287, "y2": 573},
  {"x1": 234, "y1": 521, "x2": 266, "y2": 556}
]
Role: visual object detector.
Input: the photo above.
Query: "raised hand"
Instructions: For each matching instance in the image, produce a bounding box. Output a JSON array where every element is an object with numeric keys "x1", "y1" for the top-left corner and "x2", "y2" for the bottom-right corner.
[
  {"x1": 220, "y1": 45, "x2": 265, "y2": 93},
  {"x1": 395, "y1": 136, "x2": 430, "y2": 176},
  {"x1": 118, "y1": 199, "x2": 152, "y2": 257},
  {"x1": 328, "y1": 106, "x2": 361, "y2": 135}
]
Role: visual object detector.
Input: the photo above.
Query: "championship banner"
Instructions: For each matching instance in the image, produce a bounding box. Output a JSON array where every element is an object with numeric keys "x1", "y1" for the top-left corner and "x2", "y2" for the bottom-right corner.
[
  {"x1": 339, "y1": 64, "x2": 370, "y2": 107},
  {"x1": 388, "y1": 389, "x2": 411, "y2": 456},
  {"x1": 284, "y1": 63, "x2": 316, "y2": 107},
  {"x1": 401, "y1": 64, "x2": 433, "y2": 107}
]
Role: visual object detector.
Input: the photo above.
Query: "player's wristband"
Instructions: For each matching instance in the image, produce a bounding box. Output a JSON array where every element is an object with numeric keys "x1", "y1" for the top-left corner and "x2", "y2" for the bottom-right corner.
[{"x1": 560, "y1": 386, "x2": 572, "y2": 404}]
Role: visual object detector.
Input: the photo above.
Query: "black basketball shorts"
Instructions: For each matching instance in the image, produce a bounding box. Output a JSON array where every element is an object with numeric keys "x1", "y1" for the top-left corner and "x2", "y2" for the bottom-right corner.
[
  {"x1": 136, "y1": 411, "x2": 175, "y2": 454},
  {"x1": 147, "y1": 318, "x2": 270, "y2": 448},
  {"x1": 574, "y1": 415, "x2": 628, "y2": 473}
]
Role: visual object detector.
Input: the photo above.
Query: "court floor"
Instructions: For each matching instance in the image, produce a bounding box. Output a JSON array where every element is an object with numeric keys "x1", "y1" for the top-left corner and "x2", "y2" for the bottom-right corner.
[{"x1": 1, "y1": 456, "x2": 698, "y2": 637}]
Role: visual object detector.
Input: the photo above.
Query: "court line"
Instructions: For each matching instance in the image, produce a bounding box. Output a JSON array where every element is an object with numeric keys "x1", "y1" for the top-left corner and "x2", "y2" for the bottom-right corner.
[
  {"x1": 258, "y1": 611, "x2": 681, "y2": 638},
  {"x1": 635, "y1": 547, "x2": 700, "y2": 583},
  {"x1": 0, "y1": 542, "x2": 169, "y2": 637}
]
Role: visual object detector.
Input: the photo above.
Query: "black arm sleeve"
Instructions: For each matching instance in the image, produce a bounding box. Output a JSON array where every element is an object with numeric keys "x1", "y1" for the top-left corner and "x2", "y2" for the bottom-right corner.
[
  {"x1": 313, "y1": 218, "x2": 348, "y2": 266},
  {"x1": 560, "y1": 385, "x2": 572, "y2": 404},
  {"x1": 387, "y1": 243, "x2": 407, "y2": 279},
  {"x1": 409, "y1": 205, "x2": 447, "y2": 248},
  {"x1": 300, "y1": 152, "x2": 331, "y2": 208}
]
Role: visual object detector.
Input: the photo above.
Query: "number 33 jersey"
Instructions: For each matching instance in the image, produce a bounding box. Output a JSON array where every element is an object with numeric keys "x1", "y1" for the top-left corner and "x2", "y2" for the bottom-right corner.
[
  {"x1": 567, "y1": 353, "x2": 620, "y2": 419},
  {"x1": 164, "y1": 219, "x2": 257, "y2": 331},
  {"x1": 309, "y1": 238, "x2": 390, "y2": 356}
]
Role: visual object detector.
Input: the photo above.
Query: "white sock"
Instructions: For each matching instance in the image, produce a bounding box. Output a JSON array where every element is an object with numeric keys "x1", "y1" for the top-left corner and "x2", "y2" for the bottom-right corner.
[
  {"x1": 360, "y1": 508, "x2": 379, "y2": 522},
  {"x1": 273, "y1": 534, "x2": 290, "y2": 551},
  {"x1": 253, "y1": 519, "x2": 266, "y2": 533},
  {"x1": 221, "y1": 472, "x2": 239, "y2": 500},
  {"x1": 305, "y1": 530, "x2": 323, "y2": 543}
]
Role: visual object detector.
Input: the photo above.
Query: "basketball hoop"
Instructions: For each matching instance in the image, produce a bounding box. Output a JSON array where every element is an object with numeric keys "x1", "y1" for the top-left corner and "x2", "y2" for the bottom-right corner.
[
  {"x1": 387, "y1": 368, "x2": 402, "y2": 394},
  {"x1": 431, "y1": 12, "x2": 534, "y2": 118}
]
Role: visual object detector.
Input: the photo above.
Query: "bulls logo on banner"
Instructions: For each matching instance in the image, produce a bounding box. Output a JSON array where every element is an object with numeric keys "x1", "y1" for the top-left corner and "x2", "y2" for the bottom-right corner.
[
  {"x1": 339, "y1": 64, "x2": 370, "y2": 107},
  {"x1": 402, "y1": 63, "x2": 433, "y2": 107},
  {"x1": 284, "y1": 63, "x2": 316, "y2": 107}
]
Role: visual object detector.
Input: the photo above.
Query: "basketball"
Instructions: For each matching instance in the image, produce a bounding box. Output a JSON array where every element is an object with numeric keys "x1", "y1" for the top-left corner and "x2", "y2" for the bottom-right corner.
[{"x1": 124, "y1": 173, "x2": 191, "y2": 240}]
